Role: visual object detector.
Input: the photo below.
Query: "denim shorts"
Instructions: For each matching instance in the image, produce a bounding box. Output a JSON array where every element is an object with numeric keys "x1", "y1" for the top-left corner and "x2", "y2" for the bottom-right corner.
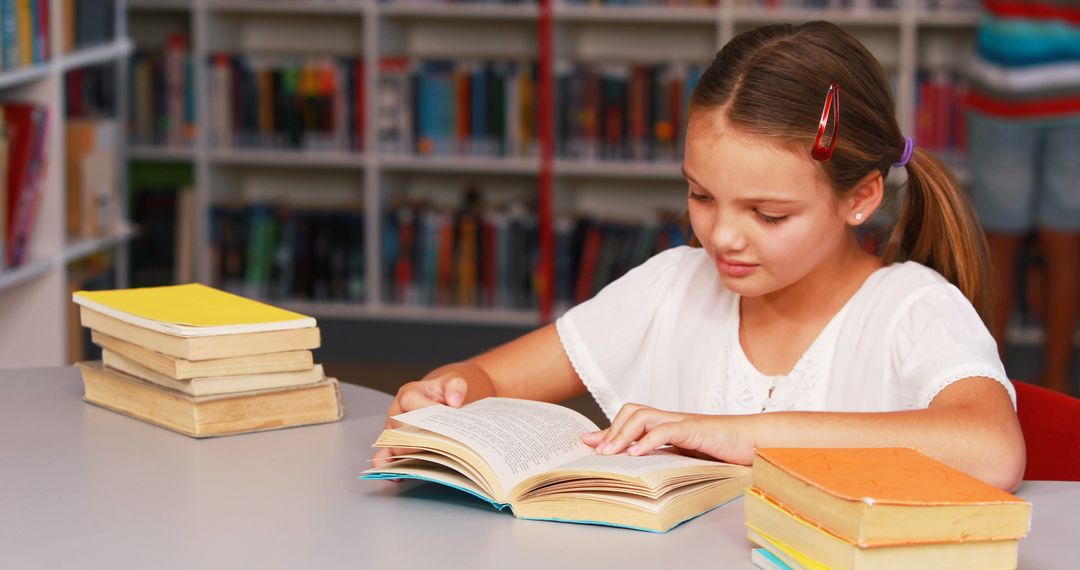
[{"x1": 967, "y1": 114, "x2": 1080, "y2": 233}]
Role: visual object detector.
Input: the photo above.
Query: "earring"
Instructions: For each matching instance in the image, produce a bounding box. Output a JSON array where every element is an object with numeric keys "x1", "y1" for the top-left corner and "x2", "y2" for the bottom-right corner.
[{"x1": 854, "y1": 212, "x2": 864, "y2": 222}]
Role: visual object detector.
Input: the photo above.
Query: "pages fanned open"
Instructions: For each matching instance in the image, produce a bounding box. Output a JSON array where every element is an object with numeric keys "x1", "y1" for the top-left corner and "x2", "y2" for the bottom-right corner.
[{"x1": 362, "y1": 397, "x2": 751, "y2": 532}]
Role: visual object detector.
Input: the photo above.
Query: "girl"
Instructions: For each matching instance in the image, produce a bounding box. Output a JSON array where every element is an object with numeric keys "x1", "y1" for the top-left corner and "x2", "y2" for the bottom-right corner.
[{"x1": 372, "y1": 22, "x2": 1026, "y2": 491}]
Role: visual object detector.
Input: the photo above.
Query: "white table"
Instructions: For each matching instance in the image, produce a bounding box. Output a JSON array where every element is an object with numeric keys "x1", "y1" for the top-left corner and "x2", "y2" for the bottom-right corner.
[{"x1": 2, "y1": 367, "x2": 1078, "y2": 569}]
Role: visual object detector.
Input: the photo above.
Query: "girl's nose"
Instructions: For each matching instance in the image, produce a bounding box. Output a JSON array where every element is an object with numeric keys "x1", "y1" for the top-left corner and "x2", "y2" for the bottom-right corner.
[{"x1": 710, "y1": 219, "x2": 748, "y2": 254}]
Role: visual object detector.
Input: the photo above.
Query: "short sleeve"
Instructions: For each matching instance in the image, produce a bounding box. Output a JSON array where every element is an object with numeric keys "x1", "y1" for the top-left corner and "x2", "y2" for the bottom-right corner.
[
  {"x1": 891, "y1": 283, "x2": 1015, "y2": 410},
  {"x1": 555, "y1": 247, "x2": 693, "y2": 419}
]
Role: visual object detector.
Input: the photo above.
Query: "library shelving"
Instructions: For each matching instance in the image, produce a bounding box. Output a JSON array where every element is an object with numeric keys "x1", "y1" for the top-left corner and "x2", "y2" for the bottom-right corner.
[
  {"x1": 0, "y1": 0, "x2": 133, "y2": 368},
  {"x1": 124, "y1": 0, "x2": 979, "y2": 329}
]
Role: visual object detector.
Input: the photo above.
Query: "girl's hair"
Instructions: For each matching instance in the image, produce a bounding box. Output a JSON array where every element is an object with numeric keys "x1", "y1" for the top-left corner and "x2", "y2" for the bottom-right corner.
[{"x1": 686, "y1": 21, "x2": 992, "y2": 323}]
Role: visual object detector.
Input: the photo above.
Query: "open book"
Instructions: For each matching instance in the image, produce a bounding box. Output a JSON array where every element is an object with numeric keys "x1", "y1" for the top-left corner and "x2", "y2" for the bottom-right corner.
[{"x1": 362, "y1": 397, "x2": 751, "y2": 532}]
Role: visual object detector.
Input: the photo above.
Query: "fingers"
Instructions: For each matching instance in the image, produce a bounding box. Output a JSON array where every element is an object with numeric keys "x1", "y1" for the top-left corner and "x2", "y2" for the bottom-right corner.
[
  {"x1": 397, "y1": 383, "x2": 442, "y2": 412},
  {"x1": 371, "y1": 446, "x2": 395, "y2": 468},
  {"x1": 580, "y1": 429, "x2": 606, "y2": 445},
  {"x1": 396, "y1": 375, "x2": 469, "y2": 414},
  {"x1": 373, "y1": 375, "x2": 471, "y2": 469},
  {"x1": 436, "y1": 375, "x2": 469, "y2": 408},
  {"x1": 593, "y1": 404, "x2": 684, "y2": 456},
  {"x1": 593, "y1": 403, "x2": 643, "y2": 451},
  {"x1": 627, "y1": 422, "x2": 687, "y2": 456}
]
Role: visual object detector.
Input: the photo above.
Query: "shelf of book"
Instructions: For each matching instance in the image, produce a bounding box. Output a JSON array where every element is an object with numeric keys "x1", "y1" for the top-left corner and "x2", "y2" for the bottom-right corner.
[
  {"x1": 556, "y1": 5, "x2": 717, "y2": 24},
  {"x1": 128, "y1": 0, "x2": 193, "y2": 11},
  {"x1": 63, "y1": 225, "x2": 136, "y2": 264},
  {"x1": 206, "y1": 0, "x2": 369, "y2": 15},
  {"x1": 0, "y1": 258, "x2": 54, "y2": 294},
  {"x1": 379, "y1": 3, "x2": 539, "y2": 20},
  {"x1": 555, "y1": 160, "x2": 683, "y2": 180},
  {"x1": 279, "y1": 299, "x2": 542, "y2": 327},
  {"x1": 0, "y1": 0, "x2": 130, "y2": 368},
  {"x1": 1008, "y1": 325, "x2": 1080, "y2": 349},
  {"x1": 730, "y1": 7, "x2": 904, "y2": 26},
  {"x1": 0, "y1": 64, "x2": 52, "y2": 91},
  {"x1": 60, "y1": 39, "x2": 136, "y2": 73},
  {"x1": 209, "y1": 149, "x2": 368, "y2": 170},
  {"x1": 379, "y1": 154, "x2": 540, "y2": 175},
  {"x1": 915, "y1": 9, "x2": 979, "y2": 26},
  {"x1": 130, "y1": 145, "x2": 196, "y2": 162},
  {"x1": 121, "y1": 0, "x2": 982, "y2": 328}
]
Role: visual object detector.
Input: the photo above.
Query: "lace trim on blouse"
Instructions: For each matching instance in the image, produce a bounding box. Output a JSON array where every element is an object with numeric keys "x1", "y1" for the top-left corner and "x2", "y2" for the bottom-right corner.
[{"x1": 719, "y1": 299, "x2": 851, "y2": 415}]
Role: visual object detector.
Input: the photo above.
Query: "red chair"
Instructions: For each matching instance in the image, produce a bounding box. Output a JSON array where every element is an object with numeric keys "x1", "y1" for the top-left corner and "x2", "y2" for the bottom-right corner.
[{"x1": 1012, "y1": 380, "x2": 1080, "y2": 481}]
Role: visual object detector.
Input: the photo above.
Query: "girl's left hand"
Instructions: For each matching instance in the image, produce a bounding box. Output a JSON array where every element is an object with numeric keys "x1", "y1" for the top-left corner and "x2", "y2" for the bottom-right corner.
[{"x1": 580, "y1": 403, "x2": 758, "y2": 465}]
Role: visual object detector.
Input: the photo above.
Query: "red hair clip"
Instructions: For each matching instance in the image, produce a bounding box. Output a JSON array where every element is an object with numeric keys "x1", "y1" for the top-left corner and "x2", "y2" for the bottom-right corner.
[{"x1": 811, "y1": 83, "x2": 840, "y2": 162}]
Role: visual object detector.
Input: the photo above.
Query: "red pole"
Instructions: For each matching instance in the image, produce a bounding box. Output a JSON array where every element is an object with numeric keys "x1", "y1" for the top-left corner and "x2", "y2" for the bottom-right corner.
[{"x1": 537, "y1": 0, "x2": 555, "y2": 323}]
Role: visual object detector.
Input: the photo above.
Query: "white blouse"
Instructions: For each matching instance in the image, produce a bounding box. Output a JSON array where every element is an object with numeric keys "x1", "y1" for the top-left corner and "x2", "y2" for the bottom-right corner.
[{"x1": 555, "y1": 246, "x2": 1014, "y2": 421}]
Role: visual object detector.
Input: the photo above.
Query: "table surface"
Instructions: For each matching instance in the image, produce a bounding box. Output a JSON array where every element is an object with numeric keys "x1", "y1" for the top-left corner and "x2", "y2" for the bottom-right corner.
[{"x1": 2, "y1": 366, "x2": 1078, "y2": 569}]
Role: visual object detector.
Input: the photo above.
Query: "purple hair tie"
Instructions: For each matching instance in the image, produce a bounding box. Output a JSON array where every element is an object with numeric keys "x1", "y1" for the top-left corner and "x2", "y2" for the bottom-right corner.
[{"x1": 894, "y1": 136, "x2": 914, "y2": 168}]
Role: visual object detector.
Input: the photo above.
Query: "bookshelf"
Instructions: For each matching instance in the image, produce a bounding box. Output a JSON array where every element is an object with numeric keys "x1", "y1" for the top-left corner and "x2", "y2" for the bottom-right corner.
[
  {"x1": 0, "y1": 0, "x2": 133, "y2": 368},
  {"x1": 124, "y1": 0, "x2": 978, "y2": 328}
]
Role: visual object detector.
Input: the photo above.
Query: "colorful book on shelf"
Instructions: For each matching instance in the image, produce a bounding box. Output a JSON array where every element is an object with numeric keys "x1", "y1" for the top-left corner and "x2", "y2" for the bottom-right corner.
[
  {"x1": 77, "y1": 361, "x2": 343, "y2": 438},
  {"x1": 16, "y1": 0, "x2": 29, "y2": 66},
  {"x1": 363, "y1": 397, "x2": 752, "y2": 533},
  {"x1": 2, "y1": 0, "x2": 17, "y2": 69},
  {"x1": 66, "y1": 118, "x2": 119, "y2": 239},
  {"x1": 3, "y1": 101, "x2": 48, "y2": 268},
  {"x1": 206, "y1": 53, "x2": 362, "y2": 152},
  {"x1": 0, "y1": 110, "x2": 7, "y2": 268}
]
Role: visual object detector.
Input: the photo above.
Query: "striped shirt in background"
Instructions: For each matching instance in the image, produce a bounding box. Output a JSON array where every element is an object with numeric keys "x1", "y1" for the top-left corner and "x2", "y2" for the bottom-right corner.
[{"x1": 968, "y1": 0, "x2": 1080, "y2": 123}]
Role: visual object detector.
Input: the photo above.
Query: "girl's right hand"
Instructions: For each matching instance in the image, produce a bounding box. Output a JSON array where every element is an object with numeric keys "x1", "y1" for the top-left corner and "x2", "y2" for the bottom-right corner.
[{"x1": 370, "y1": 374, "x2": 470, "y2": 468}]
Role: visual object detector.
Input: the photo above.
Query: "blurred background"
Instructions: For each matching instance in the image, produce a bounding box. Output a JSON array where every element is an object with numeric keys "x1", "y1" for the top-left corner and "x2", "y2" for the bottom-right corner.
[{"x1": 0, "y1": 0, "x2": 1076, "y2": 422}]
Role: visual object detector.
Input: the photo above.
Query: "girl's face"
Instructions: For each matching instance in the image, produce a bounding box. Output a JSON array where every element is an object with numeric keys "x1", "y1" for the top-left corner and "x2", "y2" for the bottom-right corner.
[{"x1": 683, "y1": 110, "x2": 853, "y2": 298}]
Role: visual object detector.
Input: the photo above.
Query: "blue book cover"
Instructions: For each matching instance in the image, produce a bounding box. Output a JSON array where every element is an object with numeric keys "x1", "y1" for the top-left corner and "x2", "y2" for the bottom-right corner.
[
  {"x1": 381, "y1": 209, "x2": 400, "y2": 303},
  {"x1": 471, "y1": 62, "x2": 487, "y2": 155},
  {"x1": 1, "y1": 0, "x2": 16, "y2": 69},
  {"x1": 421, "y1": 209, "x2": 438, "y2": 306}
]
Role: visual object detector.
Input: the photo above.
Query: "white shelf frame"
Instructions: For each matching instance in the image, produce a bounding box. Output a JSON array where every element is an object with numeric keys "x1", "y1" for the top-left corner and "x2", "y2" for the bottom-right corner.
[
  {"x1": 0, "y1": 0, "x2": 133, "y2": 368},
  {"x1": 121, "y1": 0, "x2": 979, "y2": 327},
  {"x1": 62, "y1": 225, "x2": 136, "y2": 264},
  {"x1": 129, "y1": 144, "x2": 197, "y2": 161},
  {"x1": 0, "y1": 258, "x2": 54, "y2": 293}
]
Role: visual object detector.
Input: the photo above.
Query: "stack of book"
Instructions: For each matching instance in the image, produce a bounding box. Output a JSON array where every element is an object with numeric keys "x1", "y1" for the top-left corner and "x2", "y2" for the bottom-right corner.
[
  {"x1": 73, "y1": 283, "x2": 343, "y2": 438},
  {"x1": 744, "y1": 448, "x2": 1031, "y2": 570}
]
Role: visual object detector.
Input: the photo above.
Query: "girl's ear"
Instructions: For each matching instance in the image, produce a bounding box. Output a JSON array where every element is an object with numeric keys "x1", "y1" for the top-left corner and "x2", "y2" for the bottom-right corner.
[{"x1": 846, "y1": 170, "x2": 885, "y2": 226}]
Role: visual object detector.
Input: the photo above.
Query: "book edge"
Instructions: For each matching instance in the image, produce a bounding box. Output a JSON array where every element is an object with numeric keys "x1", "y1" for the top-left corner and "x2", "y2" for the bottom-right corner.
[
  {"x1": 73, "y1": 289, "x2": 316, "y2": 337},
  {"x1": 754, "y1": 448, "x2": 1029, "y2": 507}
]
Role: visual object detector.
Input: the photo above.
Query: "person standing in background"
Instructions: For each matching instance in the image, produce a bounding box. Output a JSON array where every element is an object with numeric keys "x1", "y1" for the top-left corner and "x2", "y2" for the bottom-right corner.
[{"x1": 966, "y1": 0, "x2": 1080, "y2": 394}]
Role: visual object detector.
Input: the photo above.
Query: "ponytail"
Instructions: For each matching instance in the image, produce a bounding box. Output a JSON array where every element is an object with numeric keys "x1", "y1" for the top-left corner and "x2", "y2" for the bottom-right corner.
[{"x1": 882, "y1": 148, "x2": 993, "y2": 325}]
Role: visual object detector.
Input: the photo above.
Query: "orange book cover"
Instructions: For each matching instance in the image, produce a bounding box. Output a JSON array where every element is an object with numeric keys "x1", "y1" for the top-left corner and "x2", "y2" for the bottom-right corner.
[{"x1": 755, "y1": 448, "x2": 1026, "y2": 506}]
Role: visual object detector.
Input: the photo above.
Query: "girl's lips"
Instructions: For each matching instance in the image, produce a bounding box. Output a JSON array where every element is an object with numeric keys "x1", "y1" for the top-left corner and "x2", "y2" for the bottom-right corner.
[{"x1": 716, "y1": 256, "x2": 759, "y2": 277}]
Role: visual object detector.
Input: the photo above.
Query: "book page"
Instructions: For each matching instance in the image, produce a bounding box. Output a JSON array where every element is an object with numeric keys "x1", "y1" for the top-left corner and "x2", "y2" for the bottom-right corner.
[
  {"x1": 392, "y1": 398, "x2": 601, "y2": 490},
  {"x1": 550, "y1": 448, "x2": 722, "y2": 477}
]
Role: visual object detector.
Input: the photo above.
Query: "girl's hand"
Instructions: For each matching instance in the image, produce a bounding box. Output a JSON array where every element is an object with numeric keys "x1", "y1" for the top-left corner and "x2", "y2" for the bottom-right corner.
[
  {"x1": 371, "y1": 374, "x2": 470, "y2": 468},
  {"x1": 580, "y1": 403, "x2": 758, "y2": 465}
]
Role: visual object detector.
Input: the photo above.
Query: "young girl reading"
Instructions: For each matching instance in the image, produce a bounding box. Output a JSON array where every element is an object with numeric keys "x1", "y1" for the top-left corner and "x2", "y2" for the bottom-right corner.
[{"x1": 372, "y1": 22, "x2": 1026, "y2": 491}]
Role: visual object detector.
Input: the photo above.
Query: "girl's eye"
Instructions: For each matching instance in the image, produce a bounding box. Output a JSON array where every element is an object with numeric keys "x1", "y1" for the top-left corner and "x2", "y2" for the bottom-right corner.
[
  {"x1": 688, "y1": 190, "x2": 711, "y2": 202},
  {"x1": 757, "y1": 212, "x2": 788, "y2": 224}
]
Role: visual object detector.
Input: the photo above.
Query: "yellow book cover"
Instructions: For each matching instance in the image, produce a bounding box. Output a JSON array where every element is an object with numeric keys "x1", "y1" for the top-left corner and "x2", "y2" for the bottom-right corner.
[
  {"x1": 17, "y1": 0, "x2": 31, "y2": 66},
  {"x1": 73, "y1": 283, "x2": 316, "y2": 338}
]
